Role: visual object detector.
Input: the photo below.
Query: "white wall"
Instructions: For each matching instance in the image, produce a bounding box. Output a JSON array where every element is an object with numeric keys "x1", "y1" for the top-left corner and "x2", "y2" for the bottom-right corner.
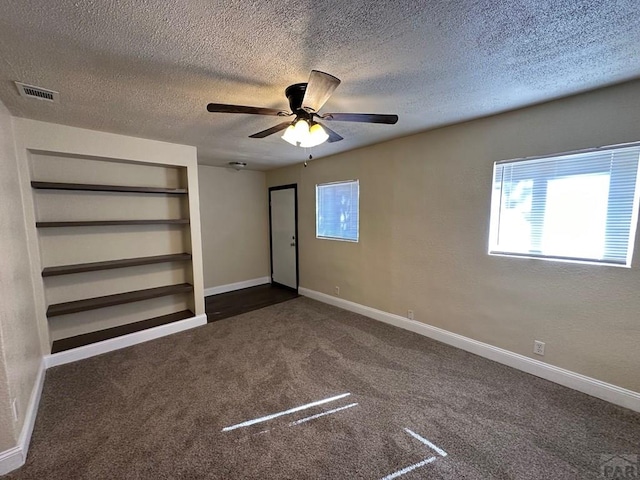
[
  {"x1": 0, "y1": 103, "x2": 43, "y2": 451},
  {"x1": 267, "y1": 79, "x2": 640, "y2": 393},
  {"x1": 198, "y1": 165, "x2": 270, "y2": 290}
]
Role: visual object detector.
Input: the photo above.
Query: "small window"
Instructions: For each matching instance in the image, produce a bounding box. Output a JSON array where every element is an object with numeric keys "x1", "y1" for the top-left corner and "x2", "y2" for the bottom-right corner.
[
  {"x1": 489, "y1": 144, "x2": 640, "y2": 266},
  {"x1": 316, "y1": 180, "x2": 359, "y2": 242}
]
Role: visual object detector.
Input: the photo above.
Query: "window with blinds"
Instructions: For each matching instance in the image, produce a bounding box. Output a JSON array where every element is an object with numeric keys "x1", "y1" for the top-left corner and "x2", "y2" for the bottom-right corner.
[
  {"x1": 316, "y1": 180, "x2": 359, "y2": 242},
  {"x1": 489, "y1": 144, "x2": 640, "y2": 266}
]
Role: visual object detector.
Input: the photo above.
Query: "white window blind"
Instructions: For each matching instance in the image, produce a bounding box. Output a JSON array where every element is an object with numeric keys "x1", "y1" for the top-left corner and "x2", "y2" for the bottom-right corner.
[
  {"x1": 316, "y1": 180, "x2": 359, "y2": 242},
  {"x1": 489, "y1": 144, "x2": 640, "y2": 266}
]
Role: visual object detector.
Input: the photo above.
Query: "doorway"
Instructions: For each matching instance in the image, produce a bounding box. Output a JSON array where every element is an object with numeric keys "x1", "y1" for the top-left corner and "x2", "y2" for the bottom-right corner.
[{"x1": 269, "y1": 184, "x2": 298, "y2": 290}]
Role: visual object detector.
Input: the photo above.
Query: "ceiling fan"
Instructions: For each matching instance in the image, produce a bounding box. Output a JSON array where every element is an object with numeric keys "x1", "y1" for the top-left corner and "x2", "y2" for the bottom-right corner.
[{"x1": 206, "y1": 70, "x2": 398, "y2": 148}]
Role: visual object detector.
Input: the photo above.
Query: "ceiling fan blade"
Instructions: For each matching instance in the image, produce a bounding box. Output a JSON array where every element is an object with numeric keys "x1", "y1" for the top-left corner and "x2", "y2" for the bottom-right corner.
[
  {"x1": 322, "y1": 113, "x2": 399, "y2": 124},
  {"x1": 248, "y1": 122, "x2": 292, "y2": 139},
  {"x1": 316, "y1": 122, "x2": 343, "y2": 143},
  {"x1": 207, "y1": 103, "x2": 286, "y2": 116},
  {"x1": 302, "y1": 70, "x2": 341, "y2": 112}
]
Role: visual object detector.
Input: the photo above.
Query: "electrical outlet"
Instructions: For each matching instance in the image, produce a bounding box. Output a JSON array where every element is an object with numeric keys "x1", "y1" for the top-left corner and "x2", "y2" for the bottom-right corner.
[
  {"x1": 11, "y1": 398, "x2": 18, "y2": 422},
  {"x1": 335, "y1": 286, "x2": 340, "y2": 296},
  {"x1": 407, "y1": 310, "x2": 414, "y2": 320},
  {"x1": 533, "y1": 340, "x2": 545, "y2": 356}
]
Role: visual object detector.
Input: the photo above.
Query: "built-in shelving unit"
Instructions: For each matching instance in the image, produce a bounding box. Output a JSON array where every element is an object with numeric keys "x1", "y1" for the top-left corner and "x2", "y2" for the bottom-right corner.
[
  {"x1": 42, "y1": 253, "x2": 192, "y2": 277},
  {"x1": 31, "y1": 161, "x2": 197, "y2": 354}
]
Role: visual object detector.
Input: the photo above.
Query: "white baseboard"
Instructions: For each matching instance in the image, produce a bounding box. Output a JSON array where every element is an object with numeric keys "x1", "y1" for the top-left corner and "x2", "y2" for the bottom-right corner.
[
  {"x1": 0, "y1": 359, "x2": 46, "y2": 475},
  {"x1": 204, "y1": 277, "x2": 270, "y2": 297},
  {"x1": 18, "y1": 359, "x2": 45, "y2": 461},
  {"x1": 0, "y1": 446, "x2": 22, "y2": 476},
  {"x1": 45, "y1": 313, "x2": 207, "y2": 368},
  {"x1": 299, "y1": 287, "x2": 640, "y2": 413}
]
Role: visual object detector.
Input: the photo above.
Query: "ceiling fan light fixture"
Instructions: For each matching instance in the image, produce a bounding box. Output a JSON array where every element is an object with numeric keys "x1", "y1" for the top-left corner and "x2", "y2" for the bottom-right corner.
[
  {"x1": 306, "y1": 123, "x2": 329, "y2": 146},
  {"x1": 281, "y1": 119, "x2": 329, "y2": 148},
  {"x1": 281, "y1": 123, "x2": 298, "y2": 146}
]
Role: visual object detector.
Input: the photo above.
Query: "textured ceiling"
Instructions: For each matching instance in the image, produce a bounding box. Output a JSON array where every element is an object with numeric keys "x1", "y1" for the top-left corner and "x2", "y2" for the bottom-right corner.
[{"x1": 0, "y1": 0, "x2": 639, "y2": 170}]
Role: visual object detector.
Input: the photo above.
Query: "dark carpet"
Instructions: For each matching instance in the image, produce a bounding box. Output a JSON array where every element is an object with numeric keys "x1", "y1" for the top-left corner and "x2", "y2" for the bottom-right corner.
[{"x1": 5, "y1": 297, "x2": 640, "y2": 479}]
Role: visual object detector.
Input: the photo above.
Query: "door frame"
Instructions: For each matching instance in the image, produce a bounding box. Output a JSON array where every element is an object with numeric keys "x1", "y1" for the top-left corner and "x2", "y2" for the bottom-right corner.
[{"x1": 268, "y1": 184, "x2": 299, "y2": 291}]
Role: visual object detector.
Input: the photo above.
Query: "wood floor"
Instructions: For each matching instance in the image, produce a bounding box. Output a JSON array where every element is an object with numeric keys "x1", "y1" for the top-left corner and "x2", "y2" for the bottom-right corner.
[
  {"x1": 205, "y1": 283, "x2": 298, "y2": 322},
  {"x1": 51, "y1": 284, "x2": 297, "y2": 352}
]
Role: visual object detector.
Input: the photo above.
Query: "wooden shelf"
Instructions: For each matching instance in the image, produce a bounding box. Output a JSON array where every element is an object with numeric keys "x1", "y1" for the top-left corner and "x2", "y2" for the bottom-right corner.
[
  {"x1": 31, "y1": 181, "x2": 187, "y2": 195},
  {"x1": 42, "y1": 253, "x2": 192, "y2": 277},
  {"x1": 50, "y1": 310, "x2": 194, "y2": 353},
  {"x1": 47, "y1": 283, "x2": 194, "y2": 317},
  {"x1": 36, "y1": 219, "x2": 189, "y2": 228}
]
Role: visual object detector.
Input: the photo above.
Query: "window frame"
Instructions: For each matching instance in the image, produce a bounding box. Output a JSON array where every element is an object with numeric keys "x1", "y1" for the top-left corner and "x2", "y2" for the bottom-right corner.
[
  {"x1": 315, "y1": 179, "x2": 360, "y2": 243},
  {"x1": 488, "y1": 142, "x2": 640, "y2": 268}
]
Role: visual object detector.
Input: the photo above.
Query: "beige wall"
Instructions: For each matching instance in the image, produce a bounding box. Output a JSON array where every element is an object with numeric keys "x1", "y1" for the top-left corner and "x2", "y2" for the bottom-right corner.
[
  {"x1": 267, "y1": 79, "x2": 640, "y2": 393},
  {"x1": 0, "y1": 103, "x2": 43, "y2": 450},
  {"x1": 198, "y1": 165, "x2": 269, "y2": 289}
]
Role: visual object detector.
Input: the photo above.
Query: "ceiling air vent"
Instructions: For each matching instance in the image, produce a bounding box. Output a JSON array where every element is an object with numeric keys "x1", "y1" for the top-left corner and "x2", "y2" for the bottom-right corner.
[{"x1": 15, "y1": 82, "x2": 59, "y2": 103}]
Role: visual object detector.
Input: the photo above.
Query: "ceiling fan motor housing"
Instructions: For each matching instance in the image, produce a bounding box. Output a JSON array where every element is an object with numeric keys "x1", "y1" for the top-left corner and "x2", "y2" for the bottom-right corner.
[{"x1": 285, "y1": 83, "x2": 309, "y2": 115}]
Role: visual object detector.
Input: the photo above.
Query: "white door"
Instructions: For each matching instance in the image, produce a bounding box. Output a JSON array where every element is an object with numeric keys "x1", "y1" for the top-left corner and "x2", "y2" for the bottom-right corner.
[{"x1": 270, "y1": 187, "x2": 297, "y2": 289}]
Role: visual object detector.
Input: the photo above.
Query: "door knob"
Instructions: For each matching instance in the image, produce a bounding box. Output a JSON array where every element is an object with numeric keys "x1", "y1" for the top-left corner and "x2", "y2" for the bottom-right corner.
[{"x1": 290, "y1": 242, "x2": 296, "y2": 247}]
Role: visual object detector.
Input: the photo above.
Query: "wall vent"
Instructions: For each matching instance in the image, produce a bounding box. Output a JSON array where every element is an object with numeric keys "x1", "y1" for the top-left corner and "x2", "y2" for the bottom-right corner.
[{"x1": 15, "y1": 82, "x2": 59, "y2": 103}]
